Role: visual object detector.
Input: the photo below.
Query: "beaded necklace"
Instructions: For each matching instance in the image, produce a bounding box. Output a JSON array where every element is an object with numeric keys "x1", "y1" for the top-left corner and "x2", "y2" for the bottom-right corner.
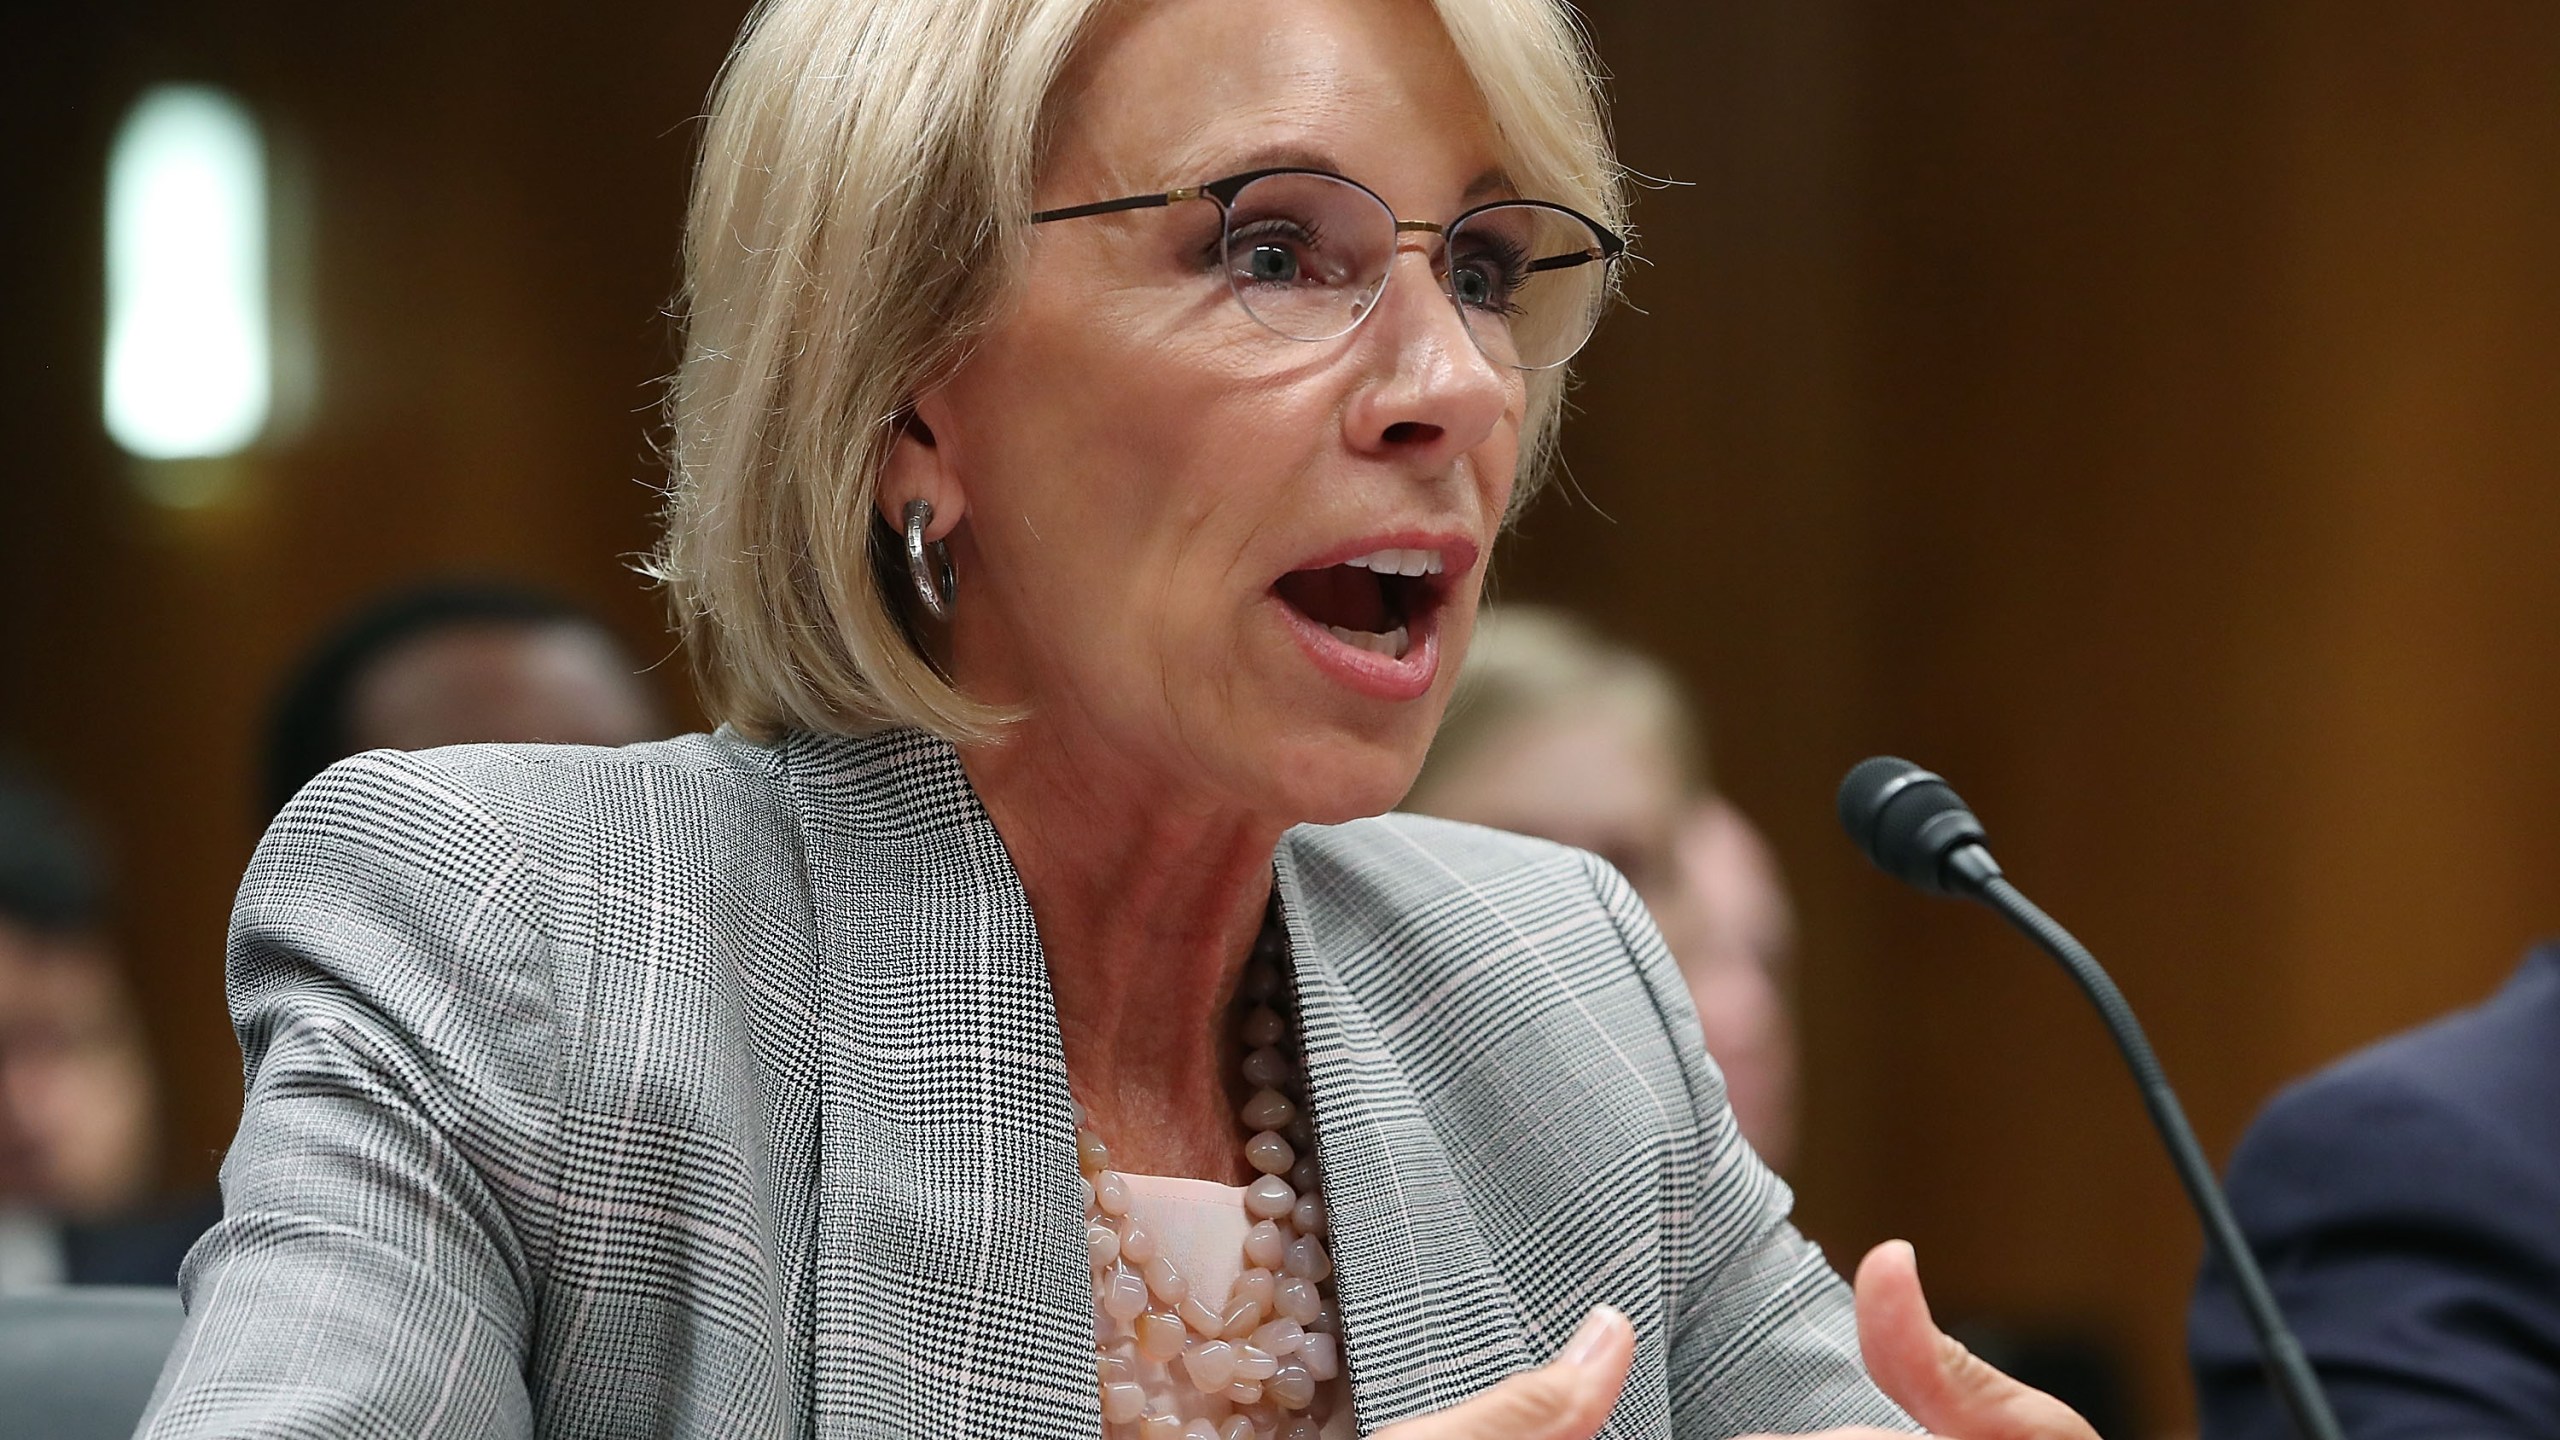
[{"x1": 1075, "y1": 917, "x2": 1343, "y2": 1440}]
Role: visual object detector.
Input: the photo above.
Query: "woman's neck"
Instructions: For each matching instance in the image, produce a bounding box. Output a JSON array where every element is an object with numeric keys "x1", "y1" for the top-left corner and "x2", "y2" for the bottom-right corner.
[{"x1": 961, "y1": 727, "x2": 1287, "y2": 1184}]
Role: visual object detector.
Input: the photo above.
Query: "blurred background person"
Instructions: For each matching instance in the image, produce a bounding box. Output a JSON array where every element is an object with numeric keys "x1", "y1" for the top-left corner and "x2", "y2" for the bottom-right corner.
[
  {"x1": 0, "y1": 763, "x2": 214, "y2": 1290},
  {"x1": 262, "y1": 580, "x2": 669, "y2": 819},
  {"x1": 2188, "y1": 941, "x2": 2560, "y2": 1439},
  {"x1": 1402, "y1": 604, "x2": 1799, "y2": 1173}
]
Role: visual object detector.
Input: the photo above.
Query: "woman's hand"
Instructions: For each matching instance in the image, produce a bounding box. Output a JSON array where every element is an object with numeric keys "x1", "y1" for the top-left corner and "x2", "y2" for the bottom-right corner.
[
  {"x1": 1739, "y1": 1240, "x2": 2103, "y2": 1440},
  {"x1": 1375, "y1": 1238, "x2": 2097, "y2": 1440},
  {"x1": 1371, "y1": 1306, "x2": 1637, "y2": 1440}
]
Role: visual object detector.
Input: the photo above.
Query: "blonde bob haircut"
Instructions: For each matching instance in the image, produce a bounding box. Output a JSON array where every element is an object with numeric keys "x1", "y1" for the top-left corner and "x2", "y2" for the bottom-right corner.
[{"x1": 653, "y1": 0, "x2": 1626, "y2": 743}]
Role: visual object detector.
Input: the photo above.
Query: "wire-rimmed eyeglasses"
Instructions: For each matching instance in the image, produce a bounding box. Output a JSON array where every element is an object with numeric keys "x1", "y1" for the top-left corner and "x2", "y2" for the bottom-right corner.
[{"x1": 1030, "y1": 167, "x2": 1626, "y2": 371}]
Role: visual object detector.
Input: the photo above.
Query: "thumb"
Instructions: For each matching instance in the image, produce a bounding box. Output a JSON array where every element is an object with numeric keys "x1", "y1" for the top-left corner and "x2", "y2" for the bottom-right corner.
[
  {"x1": 1854, "y1": 1241, "x2": 2095, "y2": 1440},
  {"x1": 1378, "y1": 1306, "x2": 1635, "y2": 1440}
]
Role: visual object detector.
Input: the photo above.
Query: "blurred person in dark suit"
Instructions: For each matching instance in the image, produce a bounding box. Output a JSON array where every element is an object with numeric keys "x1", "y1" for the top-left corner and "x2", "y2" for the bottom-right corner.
[
  {"x1": 0, "y1": 764, "x2": 216, "y2": 1289},
  {"x1": 262, "y1": 581, "x2": 668, "y2": 818},
  {"x1": 1400, "y1": 605, "x2": 1799, "y2": 1172},
  {"x1": 2189, "y1": 944, "x2": 2560, "y2": 1439}
]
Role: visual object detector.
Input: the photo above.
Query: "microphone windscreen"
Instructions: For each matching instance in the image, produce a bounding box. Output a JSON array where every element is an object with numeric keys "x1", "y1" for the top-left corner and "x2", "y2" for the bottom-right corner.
[{"x1": 1836, "y1": 756, "x2": 1987, "y2": 893}]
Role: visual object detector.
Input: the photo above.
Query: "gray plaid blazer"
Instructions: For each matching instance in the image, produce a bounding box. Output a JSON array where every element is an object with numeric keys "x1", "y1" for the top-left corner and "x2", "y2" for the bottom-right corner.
[{"x1": 140, "y1": 727, "x2": 1913, "y2": 1439}]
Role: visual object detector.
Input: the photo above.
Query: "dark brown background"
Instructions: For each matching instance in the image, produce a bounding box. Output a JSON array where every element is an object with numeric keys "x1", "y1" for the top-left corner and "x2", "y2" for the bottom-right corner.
[{"x1": 8, "y1": 2, "x2": 2559, "y2": 1431}]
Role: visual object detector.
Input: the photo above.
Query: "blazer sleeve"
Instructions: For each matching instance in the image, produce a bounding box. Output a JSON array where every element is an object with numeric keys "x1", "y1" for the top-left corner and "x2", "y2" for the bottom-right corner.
[
  {"x1": 2189, "y1": 1065, "x2": 2560, "y2": 1440},
  {"x1": 1584, "y1": 857, "x2": 1920, "y2": 1438},
  {"x1": 139, "y1": 751, "x2": 567, "y2": 1439}
]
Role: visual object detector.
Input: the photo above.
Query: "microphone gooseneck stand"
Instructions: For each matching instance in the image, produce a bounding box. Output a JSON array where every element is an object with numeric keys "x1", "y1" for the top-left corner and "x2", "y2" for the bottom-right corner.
[
  {"x1": 1837, "y1": 758, "x2": 2344, "y2": 1440},
  {"x1": 1972, "y1": 874, "x2": 2343, "y2": 1440}
]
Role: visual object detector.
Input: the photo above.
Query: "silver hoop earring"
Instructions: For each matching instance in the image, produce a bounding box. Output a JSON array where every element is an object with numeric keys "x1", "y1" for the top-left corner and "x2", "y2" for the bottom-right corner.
[{"x1": 903, "y1": 499, "x2": 956, "y2": 622}]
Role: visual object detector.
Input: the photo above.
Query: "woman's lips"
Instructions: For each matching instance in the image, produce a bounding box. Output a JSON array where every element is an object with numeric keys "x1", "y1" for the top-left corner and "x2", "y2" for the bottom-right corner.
[
  {"x1": 1276, "y1": 598, "x2": 1442, "y2": 701},
  {"x1": 1271, "y1": 582, "x2": 1445, "y2": 703},
  {"x1": 1268, "y1": 533, "x2": 1475, "y2": 703}
]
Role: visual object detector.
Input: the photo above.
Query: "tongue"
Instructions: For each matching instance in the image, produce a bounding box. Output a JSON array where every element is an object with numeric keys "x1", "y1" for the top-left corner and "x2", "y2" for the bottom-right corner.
[{"x1": 1276, "y1": 565, "x2": 1391, "y2": 633}]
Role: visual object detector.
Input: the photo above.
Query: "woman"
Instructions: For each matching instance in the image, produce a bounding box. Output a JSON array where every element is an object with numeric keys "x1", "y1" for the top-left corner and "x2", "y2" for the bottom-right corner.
[{"x1": 142, "y1": 1, "x2": 2096, "y2": 1437}]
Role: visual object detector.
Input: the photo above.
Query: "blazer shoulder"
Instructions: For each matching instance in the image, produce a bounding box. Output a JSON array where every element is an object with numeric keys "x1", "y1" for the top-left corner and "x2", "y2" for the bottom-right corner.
[
  {"x1": 2226, "y1": 969, "x2": 2560, "y2": 1252},
  {"x1": 2250, "y1": 951, "x2": 2560, "y2": 1168}
]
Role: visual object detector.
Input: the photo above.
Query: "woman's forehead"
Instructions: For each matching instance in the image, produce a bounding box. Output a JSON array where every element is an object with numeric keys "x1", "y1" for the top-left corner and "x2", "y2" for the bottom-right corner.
[{"x1": 1049, "y1": 0, "x2": 1503, "y2": 201}]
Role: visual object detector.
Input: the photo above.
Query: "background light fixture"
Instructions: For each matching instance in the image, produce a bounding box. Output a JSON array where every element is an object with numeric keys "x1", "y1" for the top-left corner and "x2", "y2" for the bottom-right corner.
[{"x1": 104, "y1": 84, "x2": 271, "y2": 463}]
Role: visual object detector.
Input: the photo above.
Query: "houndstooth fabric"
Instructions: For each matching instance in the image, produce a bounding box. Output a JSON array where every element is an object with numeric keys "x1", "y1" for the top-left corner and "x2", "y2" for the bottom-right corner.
[{"x1": 138, "y1": 726, "x2": 1915, "y2": 1439}]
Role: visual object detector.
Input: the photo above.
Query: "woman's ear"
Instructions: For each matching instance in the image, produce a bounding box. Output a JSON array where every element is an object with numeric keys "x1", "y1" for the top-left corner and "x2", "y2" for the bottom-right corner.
[{"x1": 878, "y1": 395, "x2": 968, "y2": 540}]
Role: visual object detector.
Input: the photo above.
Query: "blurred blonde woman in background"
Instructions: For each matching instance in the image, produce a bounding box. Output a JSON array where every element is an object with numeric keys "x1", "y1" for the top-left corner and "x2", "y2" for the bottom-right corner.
[{"x1": 1404, "y1": 605, "x2": 1799, "y2": 1174}]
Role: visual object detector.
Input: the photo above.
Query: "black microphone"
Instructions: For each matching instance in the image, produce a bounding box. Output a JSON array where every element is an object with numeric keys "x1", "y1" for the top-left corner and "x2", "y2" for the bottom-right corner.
[{"x1": 1837, "y1": 757, "x2": 2343, "y2": 1440}]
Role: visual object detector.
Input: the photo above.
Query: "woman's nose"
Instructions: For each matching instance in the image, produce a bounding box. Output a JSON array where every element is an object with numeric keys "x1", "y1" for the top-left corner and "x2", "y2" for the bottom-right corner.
[{"x1": 1339, "y1": 246, "x2": 1515, "y2": 463}]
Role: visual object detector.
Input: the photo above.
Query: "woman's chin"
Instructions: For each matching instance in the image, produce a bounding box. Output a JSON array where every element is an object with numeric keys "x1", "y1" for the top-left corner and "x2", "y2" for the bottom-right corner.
[{"x1": 1250, "y1": 733, "x2": 1434, "y2": 830}]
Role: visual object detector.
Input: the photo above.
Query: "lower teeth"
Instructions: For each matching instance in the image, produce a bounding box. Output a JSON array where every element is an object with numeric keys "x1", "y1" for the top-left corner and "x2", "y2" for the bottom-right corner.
[{"x1": 1325, "y1": 623, "x2": 1409, "y2": 660}]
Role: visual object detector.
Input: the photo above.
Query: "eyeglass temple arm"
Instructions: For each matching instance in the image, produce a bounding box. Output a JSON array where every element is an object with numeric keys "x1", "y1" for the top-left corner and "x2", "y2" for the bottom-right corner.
[{"x1": 1029, "y1": 190, "x2": 1193, "y2": 225}]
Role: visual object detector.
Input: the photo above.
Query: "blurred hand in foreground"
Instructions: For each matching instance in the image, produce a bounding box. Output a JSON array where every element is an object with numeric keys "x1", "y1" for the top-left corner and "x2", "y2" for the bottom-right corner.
[
  {"x1": 1369, "y1": 1240, "x2": 2096, "y2": 1440},
  {"x1": 1738, "y1": 1240, "x2": 2103, "y2": 1440},
  {"x1": 1373, "y1": 1305, "x2": 1636, "y2": 1440}
]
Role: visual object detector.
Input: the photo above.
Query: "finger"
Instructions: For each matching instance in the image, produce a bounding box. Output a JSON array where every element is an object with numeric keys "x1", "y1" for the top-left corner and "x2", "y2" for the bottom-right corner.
[
  {"x1": 1727, "y1": 1431, "x2": 1933, "y2": 1440},
  {"x1": 1854, "y1": 1241, "x2": 2095, "y2": 1440},
  {"x1": 1378, "y1": 1306, "x2": 1635, "y2": 1440}
]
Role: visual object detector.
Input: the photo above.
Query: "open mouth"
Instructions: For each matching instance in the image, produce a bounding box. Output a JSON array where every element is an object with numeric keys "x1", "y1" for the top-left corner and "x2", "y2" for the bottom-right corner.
[{"x1": 1272, "y1": 548, "x2": 1448, "y2": 662}]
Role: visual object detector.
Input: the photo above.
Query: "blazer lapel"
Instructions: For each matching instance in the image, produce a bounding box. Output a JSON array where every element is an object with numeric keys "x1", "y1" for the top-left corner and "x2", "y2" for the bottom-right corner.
[
  {"x1": 783, "y1": 730, "x2": 1099, "y2": 1439},
  {"x1": 1276, "y1": 832, "x2": 1532, "y2": 1432}
]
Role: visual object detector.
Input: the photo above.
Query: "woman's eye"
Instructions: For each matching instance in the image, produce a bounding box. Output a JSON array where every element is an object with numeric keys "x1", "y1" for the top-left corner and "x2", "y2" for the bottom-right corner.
[
  {"x1": 1450, "y1": 258, "x2": 1519, "y2": 311},
  {"x1": 1242, "y1": 243, "x2": 1300, "y2": 284}
]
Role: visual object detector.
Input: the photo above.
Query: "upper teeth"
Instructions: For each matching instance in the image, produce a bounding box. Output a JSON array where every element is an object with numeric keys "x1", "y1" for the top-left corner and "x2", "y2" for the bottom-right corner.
[{"x1": 1343, "y1": 548, "x2": 1444, "y2": 577}]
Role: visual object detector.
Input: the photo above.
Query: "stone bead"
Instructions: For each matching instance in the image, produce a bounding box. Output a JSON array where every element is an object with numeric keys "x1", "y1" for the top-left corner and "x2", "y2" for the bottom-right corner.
[
  {"x1": 1286, "y1": 1155, "x2": 1320, "y2": 1194},
  {"x1": 1290, "y1": 1195, "x2": 1325, "y2": 1236},
  {"x1": 1081, "y1": 1176, "x2": 1096, "y2": 1210},
  {"x1": 1239, "y1": 961, "x2": 1280, "y2": 1000},
  {"x1": 1101, "y1": 1381, "x2": 1147, "y2": 1424},
  {"x1": 1218, "y1": 1420, "x2": 1254, "y2": 1440},
  {"x1": 1180, "y1": 1338, "x2": 1238, "y2": 1391},
  {"x1": 1245, "y1": 1132, "x2": 1295, "y2": 1177},
  {"x1": 1233, "y1": 1267, "x2": 1275, "y2": 1308},
  {"x1": 1232, "y1": 1345, "x2": 1279, "y2": 1382},
  {"x1": 1143, "y1": 1254, "x2": 1189, "y2": 1306},
  {"x1": 1219, "y1": 1296, "x2": 1267, "y2": 1340},
  {"x1": 1249, "y1": 1317, "x2": 1305, "y2": 1357},
  {"x1": 1225, "y1": 1379, "x2": 1263, "y2": 1406},
  {"x1": 1086, "y1": 1224, "x2": 1121, "y2": 1269},
  {"x1": 1284, "y1": 1116, "x2": 1315, "y2": 1150},
  {"x1": 1243, "y1": 1176, "x2": 1296, "y2": 1221},
  {"x1": 1176, "y1": 1295, "x2": 1224, "y2": 1337},
  {"x1": 1095, "y1": 1173, "x2": 1133, "y2": 1218},
  {"x1": 1138, "y1": 1310, "x2": 1188, "y2": 1361},
  {"x1": 1312, "y1": 1300, "x2": 1340, "y2": 1334},
  {"x1": 1078, "y1": 1131, "x2": 1111, "y2": 1175},
  {"x1": 1097, "y1": 1352, "x2": 1135, "y2": 1386},
  {"x1": 1120, "y1": 1222, "x2": 1159, "y2": 1266},
  {"x1": 1240, "y1": 1088, "x2": 1295, "y2": 1132},
  {"x1": 1267, "y1": 1360, "x2": 1316, "y2": 1410},
  {"x1": 1240, "y1": 1007, "x2": 1286, "y2": 1048},
  {"x1": 1242, "y1": 1221, "x2": 1288, "y2": 1270},
  {"x1": 1241, "y1": 1047, "x2": 1294, "y2": 1088},
  {"x1": 1272, "y1": 1276, "x2": 1321, "y2": 1325},
  {"x1": 1280, "y1": 1418, "x2": 1321, "y2": 1440},
  {"x1": 1282, "y1": 1236, "x2": 1330, "y2": 1282},
  {"x1": 1102, "y1": 1267, "x2": 1149, "y2": 1321},
  {"x1": 1183, "y1": 1422, "x2": 1220, "y2": 1440},
  {"x1": 1141, "y1": 1413, "x2": 1183, "y2": 1440},
  {"x1": 1298, "y1": 1331, "x2": 1339, "y2": 1382}
]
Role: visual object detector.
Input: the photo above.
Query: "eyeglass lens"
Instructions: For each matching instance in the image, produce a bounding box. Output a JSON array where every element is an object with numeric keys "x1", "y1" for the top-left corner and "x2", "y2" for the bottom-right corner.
[{"x1": 1217, "y1": 172, "x2": 1610, "y2": 371}]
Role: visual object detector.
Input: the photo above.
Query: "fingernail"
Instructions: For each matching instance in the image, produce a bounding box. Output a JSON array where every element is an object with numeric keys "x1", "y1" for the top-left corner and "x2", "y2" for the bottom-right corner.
[{"x1": 1560, "y1": 1305, "x2": 1625, "y2": 1368}]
